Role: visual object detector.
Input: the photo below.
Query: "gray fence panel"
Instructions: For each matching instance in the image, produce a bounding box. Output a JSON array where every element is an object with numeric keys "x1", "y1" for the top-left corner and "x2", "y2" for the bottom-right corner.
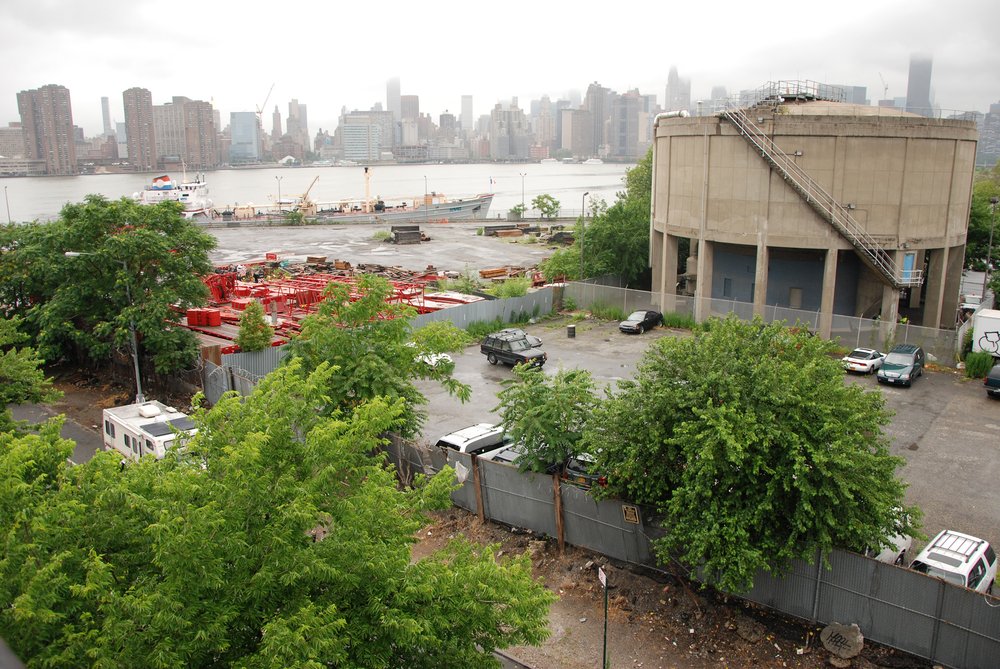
[
  {"x1": 740, "y1": 554, "x2": 821, "y2": 620},
  {"x1": 382, "y1": 435, "x2": 429, "y2": 485},
  {"x1": 560, "y1": 486, "x2": 654, "y2": 565},
  {"x1": 201, "y1": 360, "x2": 231, "y2": 406},
  {"x1": 478, "y1": 460, "x2": 558, "y2": 536},
  {"x1": 221, "y1": 346, "x2": 289, "y2": 379},
  {"x1": 446, "y1": 450, "x2": 478, "y2": 512},
  {"x1": 411, "y1": 289, "x2": 555, "y2": 331},
  {"x1": 935, "y1": 585, "x2": 1000, "y2": 669}
]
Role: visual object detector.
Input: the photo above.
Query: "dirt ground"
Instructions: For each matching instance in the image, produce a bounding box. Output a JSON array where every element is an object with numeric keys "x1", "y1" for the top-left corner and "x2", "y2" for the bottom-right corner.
[
  {"x1": 39, "y1": 369, "x2": 932, "y2": 669},
  {"x1": 412, "y1": 510, "x2": 932, "y2": 669}
]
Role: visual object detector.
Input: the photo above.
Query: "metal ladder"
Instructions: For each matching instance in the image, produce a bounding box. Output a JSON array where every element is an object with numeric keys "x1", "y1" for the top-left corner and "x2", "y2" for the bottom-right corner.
[{"x1": 721, "y1": 107, "x2": 922, "y2": 289}]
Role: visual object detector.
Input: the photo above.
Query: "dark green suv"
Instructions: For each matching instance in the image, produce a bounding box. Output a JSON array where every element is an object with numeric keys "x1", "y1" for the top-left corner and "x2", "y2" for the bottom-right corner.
[
  {"x1": 876, "y1": 344, "x2": 925, "y2": 387},
  {"x1": 480, "y1": 331, "x2": 547, "y2": 367}
]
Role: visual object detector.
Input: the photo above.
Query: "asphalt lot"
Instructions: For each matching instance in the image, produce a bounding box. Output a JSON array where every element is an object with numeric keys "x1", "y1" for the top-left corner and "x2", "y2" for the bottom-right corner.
[{"x1": 418, "y1": 318, "x2": 1000, "y2": 560}]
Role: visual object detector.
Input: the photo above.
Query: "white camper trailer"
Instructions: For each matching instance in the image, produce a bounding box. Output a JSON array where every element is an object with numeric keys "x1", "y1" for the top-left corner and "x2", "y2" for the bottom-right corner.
[{"x1": 102, "y1": 401, "x2": 196, "y2": 461}]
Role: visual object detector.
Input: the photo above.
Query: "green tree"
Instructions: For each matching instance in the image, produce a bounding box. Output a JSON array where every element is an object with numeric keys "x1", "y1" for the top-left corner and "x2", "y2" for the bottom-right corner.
[
  {"x1": 0, "y1": 316, "x2": 62, "y2": 434},
  {"x1": 495, "y1": 364, "x2": 599, "y2": 473},
  {"x1": 0, "y1": 196, "x2": 216, "y2": 374},
  {"x1": 286, "y1": 274, "x2": 470, "y2": 437},
  {"x1": 0, "y1": 361, "x2": 554, "y2": 667},
  {"x1": 509, "y1": 203, "x2": 526, "y2": 219},
  {"x1": 235, "y1": 299, "x2": 275, "y2": 352},
  {"x1": 585, "y1": 315, "x2": 919, "y2": 592},
  {"x1": 965, "y1": 176, "x2": 1000, "y2": 271},
  {"x1": 531, "y1": 194, "x2": 560, "y2": 219}
]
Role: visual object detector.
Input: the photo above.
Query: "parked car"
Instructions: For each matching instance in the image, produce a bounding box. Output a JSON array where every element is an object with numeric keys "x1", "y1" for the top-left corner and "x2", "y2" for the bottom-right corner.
[
  {"x1": 619, "y1": 310, "x2": 663, "y2": 334},
  {"x1": 480, "y1": 330, "x2": 547, "y2": 367},
  {"x1": 560, "y1": 453, "x2": 607, "y2": 490},
  {"x1": 864, "y1": 532, "x2": 913, "y2": 565},
  {"x1": 876, "y1": 344, "x2": 925, "y2": 387},
  {"x1": 434, "y1": 423, "x2": 513, "y2": 456},
  {"x1": 909, "y1": 529, "x2": 996, "y2": 594},
  {"x1": 498, "y1": 328, "x2": 542, "y2": 348},
  {"x1": 479, "y1": 443, "x2": 524, "y2": 465},
  {"x1": 842, "y1": 348, "x2": 886, "y2": 374},
  {"x1": 985, "y1": 364, "x2": 1000, "y2": 399}
]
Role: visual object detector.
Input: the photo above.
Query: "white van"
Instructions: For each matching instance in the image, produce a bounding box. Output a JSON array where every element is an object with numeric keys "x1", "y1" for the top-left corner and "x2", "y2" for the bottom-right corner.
[
  {"x1": 102, "y1": 401, "x2": 196, "y2": 461},
  {"x1": 434, "y1": 423, "x2": 511, "y2": 457}
]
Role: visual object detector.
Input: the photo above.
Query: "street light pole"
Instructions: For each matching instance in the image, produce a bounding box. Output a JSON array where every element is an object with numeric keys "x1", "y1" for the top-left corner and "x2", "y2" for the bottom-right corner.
[
  {"x1": 519, "y1": 172, "x2": 527, "y2": 209},
  {"x1": 579, "y1": 191, "x2": 589, "y2": 280},
  {"x1": 424, "y1": 175, "x2": 429, "y2": 225},
  {"x1": 984, "y1": 196, "x2": 999, "y2": 300},
  {"x1": 65, "y1": 251, "x2": 145, "y2": 404},
  {"x1": 4, "y1": 185, "x2": 10, "y2": 224},
  {"x1": 275, "y1": 175, "x2": 283, "y2": 214}
]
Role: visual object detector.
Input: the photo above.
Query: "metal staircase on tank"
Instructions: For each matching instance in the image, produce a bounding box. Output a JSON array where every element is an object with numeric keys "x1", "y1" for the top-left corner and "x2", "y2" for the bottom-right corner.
[{"x1": 720, "y1": 104, "x2": 923, "y2": 290}]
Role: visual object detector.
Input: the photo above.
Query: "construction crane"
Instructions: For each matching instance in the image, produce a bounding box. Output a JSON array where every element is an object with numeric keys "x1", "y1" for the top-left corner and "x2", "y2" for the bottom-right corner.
[
  {"x1": 254, "y1": 83, "x2": 275, "y2": 154},
  {"x1": 878, "y1": 73, "x2": 889, "y2": 101},
  {"x1": 255, "y1": 83, "x2": 275, "y2": 122},
  {"x1": 295, "y1": 176, "x2": 320, "y2": 215}
]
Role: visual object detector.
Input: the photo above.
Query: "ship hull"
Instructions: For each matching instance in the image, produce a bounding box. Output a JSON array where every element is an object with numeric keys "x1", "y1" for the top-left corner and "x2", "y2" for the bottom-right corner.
[{"x1": 312, "y1": 193, "x2": 494, "y2": 224}]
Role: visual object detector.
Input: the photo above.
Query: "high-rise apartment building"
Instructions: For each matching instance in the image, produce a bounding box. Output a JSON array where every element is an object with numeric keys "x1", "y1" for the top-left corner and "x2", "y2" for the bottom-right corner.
[
  {"x1": 17, "y1": 84, "x2": 77, "y2": 175},
  {"x1": 183, "y1": 99, "x2": 217, "y2": 169},
  {"x1": 905, "y1": 54, "x2": 933, "y2": 116},
  {"x1": 153, "y1": 97, "x2": 187, "y2": 163},
  {"x1": 123, "y1": 87, "x2": 156, "y2": 171},
  {"x1": 533, "y1": 95, "x2": 556, "y2": 150},
  {"x1": 101, "y1": 97, "x2": 113, "y2": 137},
  {"x1": 489, "y1": 100, "x2": 532, "y2": 160},
  {"x1": 560, "y1": 108, "x2": 594, "y2": 158},
  {"x1": 665, "y1": 66, "x2": 691, "y2": 112},
  {"x1": 115, "y1": 122, "x2": 128, "y2": 159},
  {"x1": 609, "y1": 90, "x2": 643, "y2": 160},
  {"x1": 583, "y1": 82, "x2": 610, "y2": 158},
  {"x1": 0, "y1": 123, "x2": 25, "y2": 158},
  {"x1": 342, "y1": 113, "x2": 383, "y2": 162}
]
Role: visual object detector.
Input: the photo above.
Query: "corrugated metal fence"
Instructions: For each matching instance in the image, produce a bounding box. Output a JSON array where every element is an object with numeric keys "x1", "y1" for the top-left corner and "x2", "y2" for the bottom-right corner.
[
  {"x1": 201, "y1": 347, "x2": 290, "y2": 405},
  {"x1": 566, "y1": 283, "x2": 961, "y2": 366},
  {"x1": 382, "y1": 435, "x2": 1000, "y2": 669}
]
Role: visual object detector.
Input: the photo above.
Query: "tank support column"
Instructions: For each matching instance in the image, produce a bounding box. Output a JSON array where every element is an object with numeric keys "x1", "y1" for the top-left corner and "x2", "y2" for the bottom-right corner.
[{"x1": 818, "y1": 248, "x2": 838, "y2": 339}]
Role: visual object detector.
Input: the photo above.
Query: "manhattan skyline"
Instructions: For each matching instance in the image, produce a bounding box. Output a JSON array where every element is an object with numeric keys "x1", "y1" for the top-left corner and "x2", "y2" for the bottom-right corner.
[{"x1": 2, "y1": 0, "x2": 999, "y2": 137}]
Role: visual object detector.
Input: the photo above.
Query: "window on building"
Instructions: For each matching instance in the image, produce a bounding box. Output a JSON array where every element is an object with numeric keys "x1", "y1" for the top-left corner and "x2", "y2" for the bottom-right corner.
[{"x1": 723, "y1": 278, "x2": 733, "y2": 298}]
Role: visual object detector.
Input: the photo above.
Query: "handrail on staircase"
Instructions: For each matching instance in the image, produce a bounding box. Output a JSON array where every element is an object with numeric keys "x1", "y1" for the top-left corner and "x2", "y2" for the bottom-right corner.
[{"x1": 721, "y1": 107, "x2": 922, "y2": 288}]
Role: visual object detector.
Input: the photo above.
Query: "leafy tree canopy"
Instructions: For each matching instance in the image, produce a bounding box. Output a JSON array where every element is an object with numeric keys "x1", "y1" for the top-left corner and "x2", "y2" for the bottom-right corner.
[
  {"x1": 584, "y1": 315, "x2": 919, "y2": 592},
  {"x1": 965, "y1": 175, "x2": 1000, "y2": 271},
  {"x1": 286, "y1": 274, "x2": 470, "y2": 437},
  {"x1": 235, "y1": 299, "x2": 275, "y2": 352},
  {"x1": 0, "y1": 315, "x2": 62, "y2": 434},
  {"x1": 0, "y1": 361, "x2": 554, "y2": 667},
  {"x1": 494, "y1": 364, "x2": 599, "y2": 473},
  {"x1": 0, "y1": 196, "x2": 216, "y2": 373},
  {"x1": 541, "y1": 147, "x2": 654, "y2": 284},
  {"x1": 531, "y1": 194, "x2": 560, "y2": 219}
]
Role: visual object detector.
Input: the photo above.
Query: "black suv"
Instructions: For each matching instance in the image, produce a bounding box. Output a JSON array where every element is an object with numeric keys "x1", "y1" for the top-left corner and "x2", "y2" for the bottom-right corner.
[
  {"x1": 480, "y1": 331, "x2": 547, "y2": 367},
  {"x1": 876, "y1": 344, "x2": 925, "y2": 387}
]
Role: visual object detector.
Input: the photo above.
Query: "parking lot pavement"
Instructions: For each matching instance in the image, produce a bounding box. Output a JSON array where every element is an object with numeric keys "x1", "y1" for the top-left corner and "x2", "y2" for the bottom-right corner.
[{"x1": 420, "y1": 319, "x2": 1000, "y2": 560}]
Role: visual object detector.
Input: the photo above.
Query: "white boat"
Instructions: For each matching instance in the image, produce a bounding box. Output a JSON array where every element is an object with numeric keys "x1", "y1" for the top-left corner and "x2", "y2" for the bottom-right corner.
[
  {"x1": 540, "y1": 158, "x2": 558, "y2": 164},
  {"x1": 134, "y1": 174, "x2": 214, "y2": 220},
  {"x1": 583, "y1": 158, "x2": 604, "y2": 165}
]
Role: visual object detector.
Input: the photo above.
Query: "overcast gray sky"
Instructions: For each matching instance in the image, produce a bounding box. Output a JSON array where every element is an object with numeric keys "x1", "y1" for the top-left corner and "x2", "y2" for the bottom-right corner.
[{"x1": 3, "y1": 0, "x2": 999, "y2": 137}]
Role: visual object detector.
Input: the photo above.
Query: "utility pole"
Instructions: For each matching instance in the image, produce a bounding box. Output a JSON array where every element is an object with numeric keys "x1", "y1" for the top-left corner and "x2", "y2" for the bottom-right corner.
[
  {"x1": 579, "y1": 191, "x2": 589, "y2": 280},
  {"x1": 983, "y1": 196, "x2": 999, "y2": 300}
]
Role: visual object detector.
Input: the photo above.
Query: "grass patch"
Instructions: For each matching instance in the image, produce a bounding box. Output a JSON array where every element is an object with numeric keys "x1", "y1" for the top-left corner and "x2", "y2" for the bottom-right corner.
[
  {"x1": 589, "y1": 302, "x2": 627, "y2": 322},
  {"x1": 485, "y1": 276, "x2": 531, "y2": 299},
  {"x1": 661, "y1": 312, "x2": 696, "y2": 329},
  {"x1": 372, "y1": 229, "x2": 391, "y2": 241}
]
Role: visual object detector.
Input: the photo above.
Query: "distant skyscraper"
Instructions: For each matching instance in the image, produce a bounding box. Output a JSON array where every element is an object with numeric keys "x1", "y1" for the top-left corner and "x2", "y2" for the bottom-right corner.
[
  {"x1": 461, "y1": 95, "x2": 473, "y2": 133},
  {"x1": 153, "y1": 97, "x2": 187, "y2": 163},
  {"x1": 115, "y1": 121, "x2": 128, "y2": 159},
  {"x1": 17, "y1": 84, "x2": 77, "y2": 175},
  {"x1": 609, "y1": 90, "x2": 642, "y2": 160},
  {"x1": 271, "y1": 105, "x2": 282, "y2": 141},
  {"x1": 288, "y1": 99, "x2": 309, "y2": 152},
  {"x1": 0, "y1": 122, "x2": 25, "y2": 159},
  {"x1": 665, "y1": 66, "x2": 691, "y2": 112},
  {"x1": 342, "y1": 113, "x2": 383, "y2": 162},
  {"x1": 387, "y1": 77, "x2": 401, "y2": 120},
  {"x1": 489, "y1": 100, "x2": 531, "y2": 160},
  {"x1": 123, "y1": 87, "x2": 156, "y2": 171},
  {"x1": 905, "y1": 54, "x2": 933, "y2": 116},
  {"x1": 101, "y1": 96, "x2": 113, "y2": 137}
]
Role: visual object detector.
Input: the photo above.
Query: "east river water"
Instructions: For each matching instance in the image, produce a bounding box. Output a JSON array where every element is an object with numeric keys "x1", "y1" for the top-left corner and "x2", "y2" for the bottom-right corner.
[{"x1": 1, "y1": 162, "x2": 633, "y2": 223}]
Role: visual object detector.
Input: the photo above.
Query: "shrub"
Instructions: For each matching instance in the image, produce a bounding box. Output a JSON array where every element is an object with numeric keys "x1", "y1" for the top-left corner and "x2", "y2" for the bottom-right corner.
[
  {"x1": 372, "y1": 229, "x2": 391, "y2": 241},
  {"x1": 436, "y1": 270, "x2": 481, "y2": 294},
  {"x1": 961, "y1": 327, "x2": 974, "y2": 360},
  {"x1": 487, "y1": 276, "x2": 531, "y2": 299},
  {"x1": 589, "y1": 302, "x2": 626, "y2": 322},
  {"x1": 965, "y1": 351, "x2": 995, "y2": 378},
  {"x1": 562, "y1": 296, "x2": 577, "y2": 312}
]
